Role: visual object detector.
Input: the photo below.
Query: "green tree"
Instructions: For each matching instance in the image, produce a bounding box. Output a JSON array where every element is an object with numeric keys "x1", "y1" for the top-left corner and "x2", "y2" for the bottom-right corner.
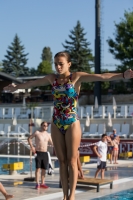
[
  {"x1": 107, "y1": 10, "x2": 133, "y2": 72},
  {"x1": 2, "y1": 34, "x2": 29, "y2": 76},
  {"x1": 62, "y1": 20, "x2": 94, "y2": 72},
  {"x1": 115, "y1": 80, "x2": 128, "y2": 94},
  {"x1": 0, "y1": 62, "x2": 3, "y2": 72},
  {"x1": 41, "y1": 47, "x2": 53, "y2": 65},
  {"x1": 37, "y1": 60, "x2": 53, "y2": 75},
  {"x1": 80, "y1": 82, "x2": 94, "y2": 91},
  {"x1": 101, "y1": 69, "x2": 110, "y2": 91},
  {"x1": 29, "y1": 67, "x2": 39, "y2": 76}
]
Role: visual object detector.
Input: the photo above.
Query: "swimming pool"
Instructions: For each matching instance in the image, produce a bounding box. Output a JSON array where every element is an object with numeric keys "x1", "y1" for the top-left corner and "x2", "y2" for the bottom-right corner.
[
  {"x1": 93, "y1": 188, "x2": 133, "y2": 200},
  {"x1": 0, "y1": 156, "x2": 59, "y2": 174}
]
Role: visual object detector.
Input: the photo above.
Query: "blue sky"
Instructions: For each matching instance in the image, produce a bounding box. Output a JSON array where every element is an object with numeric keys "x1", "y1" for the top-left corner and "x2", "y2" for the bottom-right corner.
[{"x1": 0, "y1": 0, "x2": 132, "y2": 71}]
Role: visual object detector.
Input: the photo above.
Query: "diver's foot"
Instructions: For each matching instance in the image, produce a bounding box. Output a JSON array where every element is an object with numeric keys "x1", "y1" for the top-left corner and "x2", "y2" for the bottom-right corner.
[
  {"x1": 68, "y1": 195, "x2": 75, "y2": 200},
  {"x1": 5, "y1": 194, "x2": 14, "y2": 200}
]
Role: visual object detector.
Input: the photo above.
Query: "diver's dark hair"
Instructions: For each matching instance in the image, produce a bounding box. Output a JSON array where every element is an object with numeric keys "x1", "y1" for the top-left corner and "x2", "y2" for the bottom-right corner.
[{"x1": 54, "y1": 51, "x2": 71, "y2": 62}]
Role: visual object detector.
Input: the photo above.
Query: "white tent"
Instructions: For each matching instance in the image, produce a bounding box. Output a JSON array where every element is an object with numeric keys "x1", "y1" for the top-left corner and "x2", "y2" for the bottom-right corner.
[
  {"x1": 108, "y1": 112, "x2": 112, "y2": 127},
  {"x1": 13, "y1": 115, "x2": 17, "y2": 126},
  {"x1": 85, "y1": 113, "x2": 90, "y2": 127},
  {"x1": 23, "y1": 96, "x2": 26, "y2": 107},
  {"x1": 113, "y1": 96, "x2": 117, "y2": 110},
  {"x1": 94, "y1": 96, "x2": 98, "y2": 109}
]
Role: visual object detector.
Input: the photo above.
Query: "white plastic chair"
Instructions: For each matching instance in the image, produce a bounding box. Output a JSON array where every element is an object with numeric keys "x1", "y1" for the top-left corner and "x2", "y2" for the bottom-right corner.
[
  {"x1": 80, "y1": 124, "x2": 85, "y2": 133},
  {"x1": 10, "y1": 124, "x2": 22, "y2": 136},
  {"x1": 19, "y1": 108, "x2": 29, "y2": 119},
  {"x1": 107, "y1": 105, "x2": 114, "y2": 116},
  {"x1": 127, "y1": 105, "x2": 133, "y2": 117},
  {"x1": 0, "y1": 108, "x2": 4, "y2": 119},
  {"x1": 0, "y1": 124, "x2": 4, "y2": 135},
  {"x1": 17, "y1": 124, "x2": 29, "y2": 137},
  {"x1": 14, "y1": 108, "x2": 21, "y2": 118},
  {"x1": 113, "y1": 124, "x2": 120, "y2": 135},
  {"x1": 97, "y1": 124, "x2": 106, "y2": 137},
  {"x1": 77, "y1": 106, "x2": 84, "y2": 119},
  {"x1": 47, "y1": 124, "x2": 51, "y2": 133},
  {"x1": 4, "y1": 124, "x2": 11, "y2": 135},
  {"x1": 4, "y1": 108, "x2": 14, "y2": 119},
  {"x1": 94, "y1": 106, "x2": 106, "y2": 118},
  {"x1": 83, "y1": 106, "x2": 91, "y2": 118},
  {"x1": 117, "y1": 105, "x2": 127, "y2": 118},
  {"x1": 22, "y1": 124, "x2": 29, "y2": 133},
  {"x1": 119, "y1": 124, "x2": 129, "y2": 138},
  {"x1": 34, "y1": 107, "x2": 42, "y2": 118},
  {"x1": 83, "y1": 124, "x2": 97, "y2": 138}
]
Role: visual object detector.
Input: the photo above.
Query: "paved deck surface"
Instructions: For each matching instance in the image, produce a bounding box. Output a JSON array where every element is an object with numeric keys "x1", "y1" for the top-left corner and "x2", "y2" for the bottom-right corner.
[{"x1": 1, "y1": 159, "x2": 133, "y2": 200}]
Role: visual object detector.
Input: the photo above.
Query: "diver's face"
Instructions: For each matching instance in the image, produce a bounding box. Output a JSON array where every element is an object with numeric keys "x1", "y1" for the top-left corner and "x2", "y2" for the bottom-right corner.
[{"x1": 54, "y1": 56, "x2": 71, "y2": 74}]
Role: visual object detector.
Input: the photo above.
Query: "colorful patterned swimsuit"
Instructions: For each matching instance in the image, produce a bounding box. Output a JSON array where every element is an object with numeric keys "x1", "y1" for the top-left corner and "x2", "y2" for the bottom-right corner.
[{"x1": 52, "y1": 73, "x2": 79, "y2": 134}]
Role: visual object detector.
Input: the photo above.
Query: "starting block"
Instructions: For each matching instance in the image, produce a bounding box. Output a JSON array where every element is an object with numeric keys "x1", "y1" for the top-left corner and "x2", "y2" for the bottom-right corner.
[
  {"x1": 83, "y1": 170, "x2": 89, "y2": 174},
  {"x1": 107, "y1": 154, "x2": 111, "y2": 159},
  {"x1": 119, "y1": 152, "x2": 132, "y2": 159},
  {"x1": 80, "y1": 156, "x2": 90, "y2": 164},
  {"x1": 13, "y1": 181, "x2": 23, "y2": 186},
  {"x1": 2, "y1": 162, "x2": 24, "y2": 175}
]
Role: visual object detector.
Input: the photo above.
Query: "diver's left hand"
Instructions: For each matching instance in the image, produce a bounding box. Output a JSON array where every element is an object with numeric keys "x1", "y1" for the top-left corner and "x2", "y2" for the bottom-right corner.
[{"x1": 124, "y1": 69, "x2": 133, "y2": 79}]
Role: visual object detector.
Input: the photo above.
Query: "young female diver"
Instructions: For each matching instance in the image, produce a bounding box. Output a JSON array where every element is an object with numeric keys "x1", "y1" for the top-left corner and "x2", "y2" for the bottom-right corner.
[{"x1": 4, "y1": 51, "x2": 133, "y2": 200}]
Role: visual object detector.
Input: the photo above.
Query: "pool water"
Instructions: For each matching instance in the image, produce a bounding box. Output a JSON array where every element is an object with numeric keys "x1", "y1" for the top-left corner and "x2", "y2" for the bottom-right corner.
[
  {"x1": 93, "y1": 188, "x2": 133, "y2": 200},
  {"x1": 0, "y1": 157, "x2": 59, "y2": 174}
]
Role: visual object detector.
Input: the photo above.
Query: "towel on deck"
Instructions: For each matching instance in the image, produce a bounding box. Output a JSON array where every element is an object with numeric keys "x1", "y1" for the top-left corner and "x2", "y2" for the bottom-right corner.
[{"x1": 47, "y1": 151, "x2": 54, "y2": 175}]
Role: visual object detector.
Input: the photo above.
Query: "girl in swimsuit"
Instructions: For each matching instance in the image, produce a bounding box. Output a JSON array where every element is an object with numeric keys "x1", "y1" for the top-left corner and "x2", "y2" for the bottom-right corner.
[
  {"x1": 113, "y1": 136, "x2": 120, "y2": 164},
  {"x1": 4, "y1": 52, "x2": 133, "y2": 200}
]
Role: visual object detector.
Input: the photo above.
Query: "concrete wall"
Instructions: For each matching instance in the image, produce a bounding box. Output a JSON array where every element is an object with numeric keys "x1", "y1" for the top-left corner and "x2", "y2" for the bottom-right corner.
[{"x1": 79, "y1": 94, "x2": 133, "y2": 105}]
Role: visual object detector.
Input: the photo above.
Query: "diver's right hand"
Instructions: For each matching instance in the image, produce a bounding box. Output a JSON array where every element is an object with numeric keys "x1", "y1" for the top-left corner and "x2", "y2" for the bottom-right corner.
[{"x1": 3, "y1": 83, "x2": 17, "y2": 93}]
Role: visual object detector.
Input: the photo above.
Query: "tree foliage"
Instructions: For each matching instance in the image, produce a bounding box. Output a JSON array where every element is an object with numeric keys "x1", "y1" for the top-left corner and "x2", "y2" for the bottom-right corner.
[
  {"x1": 0, "y1": 62, "x2": 3, "y2": 72},
  {"x1": 38, "y1": 46, "x2": 53, "y2": 75},
  {"x1": 2, "y1": 34, "x2": 29, "y2": 76},
  {"x1": 41, "y1": 47, "x2": 53, "y2": 65},
  {"x1": 114, "y1": 80, "x2": 128, "y2": 94},
  {"x1": 107, "y1": 10, "x2": 133, "y2": 72},
  {"x1": 29, "y1": 67, "x2": 39, "y2": 76},
  {"x1": 62, "y1": 21, "x2": 94, "y2": 72},
  {"x1": 37, "y1": 60, "x2": 53, "y2": 75},
  {"x1": 101, "y1": 69, "x2": 110, "y2": 91}
]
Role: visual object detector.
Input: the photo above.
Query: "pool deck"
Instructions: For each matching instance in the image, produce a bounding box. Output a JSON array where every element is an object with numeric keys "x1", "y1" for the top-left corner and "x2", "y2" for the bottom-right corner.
[{"x1": 1, "y1": 159, "x2": 133, "y2": 200}]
